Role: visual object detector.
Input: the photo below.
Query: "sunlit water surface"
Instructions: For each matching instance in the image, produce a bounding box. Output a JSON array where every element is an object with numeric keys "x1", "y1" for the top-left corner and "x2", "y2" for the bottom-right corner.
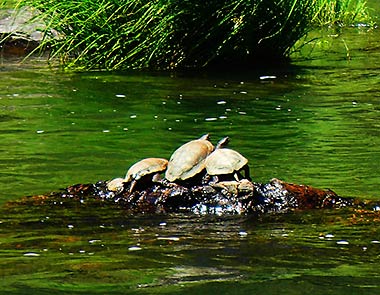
[{"x1": 0, "y1": 26, "x2": 380, "y2": 294}]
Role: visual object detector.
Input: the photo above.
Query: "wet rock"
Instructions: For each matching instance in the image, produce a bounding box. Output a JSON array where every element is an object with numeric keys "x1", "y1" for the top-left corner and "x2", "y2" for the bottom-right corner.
[{"x1": 9, "y1": 178, "x2": 353, "y2": 216}]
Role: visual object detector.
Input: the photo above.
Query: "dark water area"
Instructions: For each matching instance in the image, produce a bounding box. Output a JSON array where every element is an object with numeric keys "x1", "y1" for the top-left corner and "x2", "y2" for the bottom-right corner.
[{"x1": 1, "y1": 4, "x2": 380, "y2": 293}]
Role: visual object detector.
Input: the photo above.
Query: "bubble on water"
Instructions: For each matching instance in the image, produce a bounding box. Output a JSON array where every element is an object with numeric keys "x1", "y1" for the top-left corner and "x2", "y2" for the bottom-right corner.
[
  {"x1": 36, "y1": 130, "x2": 44, "y2": 134},
  {"x1": 24, "y1": 252, "x2": 40, "y2": 257},
  {"x1": 217, "y1": 100, "x2": 227, "y2": 105},
  {"x1": 260, "y1": 75, "x2": 277, "y2": 80},
  {"x1": 89, "y1": 239, "x2": 102, "y2": 244},
  {"x1": 239, "y1": 231, "x2": 248, "y2": 237},
  {"x1": 205, "y1": 117, "x2": 218, "y2": 121},
  {"x1": 128, "y1": 246, "x2": 142, "y2": 251},
  {"x1": 336, "y1": 240, "x2": 349, "y2": 245},
  {"x1": 157, "y1": 236, "x2": 180, "y2": 241},
  {"x1": 115, "y1": 94, "x2": 126, "y2": 98}
]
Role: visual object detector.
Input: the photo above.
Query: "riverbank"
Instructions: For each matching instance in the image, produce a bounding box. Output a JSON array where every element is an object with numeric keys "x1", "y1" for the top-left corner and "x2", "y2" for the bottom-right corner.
[{"x1": 1, "y1": 1, "x2": 371, "y2": 70}]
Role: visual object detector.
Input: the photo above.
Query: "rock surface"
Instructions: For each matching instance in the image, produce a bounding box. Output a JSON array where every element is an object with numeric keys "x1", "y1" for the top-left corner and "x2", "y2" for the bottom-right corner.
[
  {"x1": 10, "y1": 178, "x2": 355, "y2": 216},
  {"x1": 0, "y1": 6, "x2": 59, "y2": 55}
]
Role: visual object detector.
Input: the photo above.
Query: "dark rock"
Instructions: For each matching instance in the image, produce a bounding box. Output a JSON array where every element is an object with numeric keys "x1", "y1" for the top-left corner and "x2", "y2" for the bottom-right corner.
[{"x1": 9, "y1": 178, "x2": 354, "y2": 216}]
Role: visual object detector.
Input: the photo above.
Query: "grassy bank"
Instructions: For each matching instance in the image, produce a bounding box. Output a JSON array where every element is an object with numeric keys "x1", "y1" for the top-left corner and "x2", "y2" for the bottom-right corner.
[{"x1": 11, "y1": 0, "x2": 371, "y2": 70}]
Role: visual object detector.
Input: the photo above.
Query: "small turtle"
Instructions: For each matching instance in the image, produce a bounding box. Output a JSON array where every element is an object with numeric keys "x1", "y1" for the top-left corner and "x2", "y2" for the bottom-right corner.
[
  {"x1": 205, "y1": 136, "x2": 250, "y2": 183},
  {"x1": 165, "y1": 134, "x2": 214, "y2": 182},
  {"x1": 107, "y1": 177, "x2": 125, "y2": 193},
  {"x1": 125, "y1": 157, "x2": 168, "y2": 192}
]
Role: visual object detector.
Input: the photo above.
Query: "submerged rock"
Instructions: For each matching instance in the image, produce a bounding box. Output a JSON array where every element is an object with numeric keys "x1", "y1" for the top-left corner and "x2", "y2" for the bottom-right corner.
[{"x1": 10, "y1": 178, "x2": 354, "y2": 216}]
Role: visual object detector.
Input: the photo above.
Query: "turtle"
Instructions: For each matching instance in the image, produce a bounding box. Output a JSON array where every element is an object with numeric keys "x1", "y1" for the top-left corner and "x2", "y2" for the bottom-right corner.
[
  {"x1": 204, "y1": 136, "x2": 250, "y2": 183},
  {"x1": 165, "y1": 134, "x2": 214, "y2": 182},
  {"x1": 125, "y1": 157, "x2": 168, "y2": 192},
  {"x1": 106, "y1": 177, "x2": 125, "y2": 193}
]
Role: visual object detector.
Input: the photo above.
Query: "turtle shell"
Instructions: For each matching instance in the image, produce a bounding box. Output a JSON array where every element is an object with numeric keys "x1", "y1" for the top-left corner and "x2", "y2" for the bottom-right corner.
[
  {"x1": 205, "y1": 148, "x2": 248, "y2": 176},
  {"x1": 107, "y1": 177, "x2": 125, "y2": 192},
  {"x1": 125, "y1": 157, "x2": 168, "y2": 182},
  {"x1": 165, "y1": 135, "x2": 214, "y2": 182}
]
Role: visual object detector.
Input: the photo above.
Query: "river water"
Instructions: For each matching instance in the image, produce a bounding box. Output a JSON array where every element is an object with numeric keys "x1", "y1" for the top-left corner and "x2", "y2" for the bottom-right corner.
[{"x1": 1, "y1": 7, "x2": 380, "y2": 295}]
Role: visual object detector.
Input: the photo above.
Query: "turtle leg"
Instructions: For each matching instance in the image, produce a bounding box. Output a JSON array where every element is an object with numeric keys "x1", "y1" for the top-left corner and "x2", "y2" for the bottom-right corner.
[
  {"x1": 233, "y1": 173, "x2": 240, "y2": 182},
  {"x1": 152, "y1": 173, "x2": 163, "y2": 183},
  {"x1": 204, "y1": 174, "x2": 219, "y2": 185},
  {"x1": 152, "y1": 173, "x2": 173, "y2": 188},
  {"x1": 212, "y1": 175, "x2": 219, "y2": 183},
  {"x1": 129, "y1": 180, "x2": 137, "y2": 193},
  {"x1": 242, "y1": 165, "x2": 251, "y2": 181}
]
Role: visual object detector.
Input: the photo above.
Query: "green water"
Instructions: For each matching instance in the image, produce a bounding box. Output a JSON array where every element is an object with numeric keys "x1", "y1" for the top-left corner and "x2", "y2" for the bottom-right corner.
[{"x1": 1, "y1": 16, "x2": 380, "y2": 295}]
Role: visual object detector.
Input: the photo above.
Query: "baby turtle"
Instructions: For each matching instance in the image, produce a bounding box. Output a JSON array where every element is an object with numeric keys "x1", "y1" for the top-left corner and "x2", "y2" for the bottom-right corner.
[
  {"x1": 165, "y1": 134, "x2": 214, "y2": 182},
  {"x1": 205, "y1": 136, "x2": 250, "y2": 182},
  {"x1": 107, "y1": 177, "x2": 125, "y2": 193},
  {"x1": 125, "y1": 157, "x2": 168, "y2": 192}
]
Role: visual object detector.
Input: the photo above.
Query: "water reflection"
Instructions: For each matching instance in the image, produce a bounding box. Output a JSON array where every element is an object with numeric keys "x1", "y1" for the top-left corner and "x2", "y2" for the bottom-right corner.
[{"x1": 1, "y1": 203, "x2": 380, "y2": 294}]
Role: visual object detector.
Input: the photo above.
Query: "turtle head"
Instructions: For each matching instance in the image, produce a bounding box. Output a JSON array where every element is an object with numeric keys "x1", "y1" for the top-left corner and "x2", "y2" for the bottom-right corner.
[
  {"x1": 199, "y1": 133, "x2": 210, "y2": 141},
  {"x1": 216, "y1": 136, "x2": 229, "y2": 149}
]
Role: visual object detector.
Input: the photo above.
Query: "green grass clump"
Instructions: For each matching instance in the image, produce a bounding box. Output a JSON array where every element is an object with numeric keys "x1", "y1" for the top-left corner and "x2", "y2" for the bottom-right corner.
[
  {"x1": 15, "y1": 0, "x2": 371, "y2": 70},
  {"x1": 312, "y1": 0, "x2": 370, "y2": 26}
]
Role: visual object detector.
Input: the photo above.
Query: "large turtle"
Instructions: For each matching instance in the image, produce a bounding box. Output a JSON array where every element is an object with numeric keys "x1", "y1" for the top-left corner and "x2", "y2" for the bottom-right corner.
[
  {"x1": 205, "y1": 136, "x2": 250, "y2": 182},
  {"x1": 125, "y1": 157, "x2": 168, "y2": 192},
  {"x1": 165, "y1": 134, "x2": 214, "y2": 182}
]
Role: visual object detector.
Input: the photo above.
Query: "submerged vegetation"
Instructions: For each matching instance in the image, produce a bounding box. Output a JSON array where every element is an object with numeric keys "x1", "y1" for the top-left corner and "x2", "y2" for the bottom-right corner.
[{"x1": 10, "y1": 0, "x2": 371, "y2": 70}]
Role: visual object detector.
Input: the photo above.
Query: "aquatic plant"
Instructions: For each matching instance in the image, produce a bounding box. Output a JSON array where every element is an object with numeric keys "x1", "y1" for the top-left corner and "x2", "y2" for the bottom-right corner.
[{"x1": 14, "y1": 0, "x2": 371, "y2": 70}]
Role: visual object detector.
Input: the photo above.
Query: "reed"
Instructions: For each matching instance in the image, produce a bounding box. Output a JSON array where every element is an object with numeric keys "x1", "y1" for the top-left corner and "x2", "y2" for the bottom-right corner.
[
  {"x1": 312, "y1": 0, "x2": 369, "y2": 26},
  {"x1": 16, "y1": 0, "x2": 371, "y2": 70}
]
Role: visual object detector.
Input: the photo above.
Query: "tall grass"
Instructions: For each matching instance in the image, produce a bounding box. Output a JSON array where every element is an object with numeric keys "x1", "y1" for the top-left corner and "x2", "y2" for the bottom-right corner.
[
  {"x1": 312, "y1": 0, "x2": 369, "y2": 26},
  {"x1": 16, "y1": 0, "x2": 371, "y2": 70}
]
